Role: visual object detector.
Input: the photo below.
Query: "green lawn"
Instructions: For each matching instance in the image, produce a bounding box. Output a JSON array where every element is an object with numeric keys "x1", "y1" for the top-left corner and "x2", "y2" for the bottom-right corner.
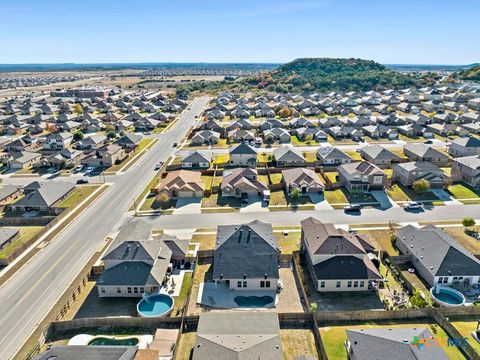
[
  {"x1": 269, "y1": 190, "x2": 288, "y2": 206},
  {"x1": 443, "y1": 227, "x2": 480, "y2": 255},
  {"x1": 344, "y1": 150, "x2": 362, "y2": 161},
  {"x1": 58, "y1": 185, "x2": 99, "y2": 208},
  {"x1": 324, "y1": 189, "x2": 348, "y2": 204},
  {"x1": 274, "y1": 230, "x2": 301, "y2": 254},
  {"x1": 291, "y1": 135, "x2": 316, "y2": 146},
  {"x1": 320, "y1": 322, "x2": 465, "y2": 360},
  {"x1": 0, "y1": 226, "x2": 44, "y2": 259},
  {"x1": 212, "y1": 154, "x2": 229, "y2": 165},
  {"x1": 201, "y1": 193, "x2": 241, "y2": 209},
  {"x1": 447, "y1": 183, "x2": 480, "y2": 200},
  {"x1": 450, "y1": 320, "x2": 480, "y2": 355},
  {"x1": 323, "y1": 172, "x2": 338, "y2": 184},
  {"x1": 302, "y1": 151, "x2": 317, "y2": 162},
  {"x1": 386, "y1": 184, "x2": 441, "y2": 203},
  {"x1": 269, "y1": 173, "x2": 283, "y2": 184},
  {"x1": 257, "y1": 152, "x2": 273, "y2": 163},
  {"x1": 190, "y1": 233, "x2": 216, "y2": 250},
  {"x1": 172, "y1": 272, "x2": 192, "y2": 316},
  {"x1": 281, "y1": 329, "x2": 318, "y2": 360},
  {"x1": 357, "y1": 229, "x2": 398, "y2": 255}
]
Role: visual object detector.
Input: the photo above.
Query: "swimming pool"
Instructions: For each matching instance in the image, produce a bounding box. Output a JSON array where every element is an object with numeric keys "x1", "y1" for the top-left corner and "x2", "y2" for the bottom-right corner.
[
  {"x1": 137, "y1": 293, "x2": 174, "y2": 317},
  {"x1": 430, "y1": 287, "x2": 466, "y2": 306},
  {"x1": 88, "y1": 337, "x2": 139, "y2": 346},
  {"x1": 234, "y1": 295, "x2": 274, "y2": 307}
]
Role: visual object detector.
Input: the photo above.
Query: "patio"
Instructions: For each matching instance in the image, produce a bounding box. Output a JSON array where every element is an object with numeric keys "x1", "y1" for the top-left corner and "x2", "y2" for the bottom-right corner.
[{"x1": 197, "y1": 281, "x2": 278, "y2": 309}]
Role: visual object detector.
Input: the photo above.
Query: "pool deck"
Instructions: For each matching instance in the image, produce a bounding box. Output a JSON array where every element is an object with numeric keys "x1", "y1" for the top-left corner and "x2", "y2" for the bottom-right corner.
[
  {"x1": 68, "y1": 334, "x2": 153, "y2": 349},
  {"x1": 197, "y1": 282, "x2": 278, "y2": 309},
  {"x1": 160, "y1": 268, "x2": 192, "y2": 297}
]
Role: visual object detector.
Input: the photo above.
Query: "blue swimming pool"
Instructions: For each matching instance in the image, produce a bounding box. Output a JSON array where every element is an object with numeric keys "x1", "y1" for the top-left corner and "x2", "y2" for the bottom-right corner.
[
  {"x1": 430, "y1": 287, "x2": 465, "y2": 306},
  {"x1": 234, "y1": 295, "x2": 274, "y2": 307},
  {"x1": 137, "y1": 294, "x2": 174, "y2": 317}
]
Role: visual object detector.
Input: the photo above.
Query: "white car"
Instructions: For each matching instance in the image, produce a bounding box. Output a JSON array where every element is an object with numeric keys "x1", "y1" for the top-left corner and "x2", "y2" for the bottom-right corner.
[
  {"x1": 85, "y1": 166, "x2": 95, "y2": 174},
  {"x1": 403, "y1": 201, "x2": 423, "y2": 210}
]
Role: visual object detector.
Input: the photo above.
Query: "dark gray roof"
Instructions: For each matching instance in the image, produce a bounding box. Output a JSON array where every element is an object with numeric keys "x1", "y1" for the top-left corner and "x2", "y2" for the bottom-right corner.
[
  {"x1": 316, "y1": 146, "x2": 351, "y2": 160},
  {"x1": 452, "y1": 136, "x2": 480, "y2": 148},
  {"x1": 0, "y1": 185, "x2": 22, "y2": 201},
  {"x1": 118, "y1": 133, "x2": 142, "y2": 145},
  {"x1": 193, "y1": 312, "x2": 283, "y2": 360},
  {"x1": 0, "y1": 228, "x2": 19, "y2": 248},
  {"x1": 113, "y1": 220, "x2": 153, "y2": 243},
  {"x1": 346, "y1": 327, "x2": 449, "y2": 360},
  {"x1": 213, "y1": 221, "x2": 279, "y2": 280},
  {"x1": 273, "y1": 146, "x2": 305, "y2": 162},
  {"x1": 182, "y1": 150, "x2": 212, "y2": 163},
  {"x1": 12, "y1": 181, "x2": 74, "y2": 208},
  {"x1": 397, "y1": 225, "x2": 480, "y2": 277},
  {"x1": 313, "y1": 255, "x2": 381, "y2": 280},
  {"x1": 33, "y1": 346, "x2": 137, "y2": 360},
  {"x1": 229, "y1": 143, "x2": 257, "y2": 155}
]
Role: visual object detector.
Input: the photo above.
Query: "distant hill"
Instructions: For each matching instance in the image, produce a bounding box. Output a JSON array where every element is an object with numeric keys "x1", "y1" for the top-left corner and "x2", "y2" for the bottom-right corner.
[
  {"x1": 455, "y1": 65, "x2": 480, "y2": 81},
  {"x1": 242, "y1": 58, "x2": 421, "y2": 92}
]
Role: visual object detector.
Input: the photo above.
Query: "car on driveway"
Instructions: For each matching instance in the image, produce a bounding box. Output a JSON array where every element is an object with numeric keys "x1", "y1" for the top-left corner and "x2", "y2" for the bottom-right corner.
[
  {"x1": 423, "y1": 139, "x2": 433, "y2": 144},
  {"x1": 76, "y1": 179, "x2": 89, "y2": 184},
  {"x1": 403, "y1": 201, "x2": 423, "y2": 211},
  {"x1": 85, "y1": 166, "x2": 95, "y2": 175},
  {"x1": 344, "y1": 204, "x2": 361, "y2": 213},
  {"x1": 173, "y1": 142, "x2": 178, "y2": 147}
]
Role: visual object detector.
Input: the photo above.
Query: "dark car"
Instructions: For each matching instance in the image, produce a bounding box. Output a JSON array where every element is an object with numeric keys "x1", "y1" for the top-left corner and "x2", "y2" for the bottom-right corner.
[
  {"x1": 173, "y1": 142, "x2": 178, "y2": 147},
  {"x1": 423, "y1": 139, "x2": 433, "y2": 144},
  {"x1": 344, "y1": 204, "x2": 361, "y2": 213},
  {"x1": 76, "y1": 179, "x2": 89, "y2": 184}
]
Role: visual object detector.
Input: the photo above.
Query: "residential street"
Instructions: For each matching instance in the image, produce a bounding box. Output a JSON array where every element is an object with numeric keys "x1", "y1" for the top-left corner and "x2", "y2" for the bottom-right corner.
[{"x1": 0, "y1": 97, "x2": 210, "y2": 360}]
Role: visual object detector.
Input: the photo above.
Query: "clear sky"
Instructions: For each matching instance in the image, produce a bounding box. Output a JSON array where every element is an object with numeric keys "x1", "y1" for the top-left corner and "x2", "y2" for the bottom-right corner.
[{"x1": 1, "y1": 0, "x2": 479, "y2": 64}]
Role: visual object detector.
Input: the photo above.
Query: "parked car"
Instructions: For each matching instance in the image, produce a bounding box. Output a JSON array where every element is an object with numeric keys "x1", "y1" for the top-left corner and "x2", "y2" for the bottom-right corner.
[
  {"x1": 74, "y1": 165, "x2": 84, "y2": 172},
  {"x1": 403, "y1": 201, "x2": 423, "y2": 211},
  {"x1": 173, "y1": 142, "x2": 178, "y2": 147},
  {"x1": 85, "y1": 166, "x2": 95, "y2": 174},
  {"x1": 423, "y1": 139, "x2": 433, "y2": 144},
  {"x1": 344, "y1": 204, "x2": 361, "y2": 213},
  {"x1": 76, "y1": 179, "x2": 89, "y2": 184}
]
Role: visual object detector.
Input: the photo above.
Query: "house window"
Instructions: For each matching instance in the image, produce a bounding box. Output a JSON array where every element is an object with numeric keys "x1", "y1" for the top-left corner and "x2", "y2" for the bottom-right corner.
[
  {"x1": 100, "y1": 287, "x2": 105, "y2": 293},
  {"x1": 353, "y1": 281, "x2": 358, "y2": 288},
  {"x1": 347, "y1": 281, "x2": 352, "y2": 288},
  {"x1": 127, "y1": 287, "x2": 132, "y2": 293},
  {"x1": 140, "y1": 287, "x2": 145, "y2": 293},
  {"x1": 360, "y1": 281, "x2": 365, "y2": 287},
  {"x1": 336, "y1": 281, "x2": 341, "y2": 288},
  {"x1": 134, "y1": 287, "x2": 138, "y2": 293},
  {"x1": 260, "y1": 281, "x2": 265, "y2": 288},
  {"x1": 266, "y1": 281, "x2": 270, "y2": 288},
  {"x1": 243, "y1": 281, "x2": 247, "y2": 288},
  {"x1": 237, "y1": 281, "x2": 242, "y2": 288},
  {"x1": 320, "y1": 281, "x2": 325, "y2": 288},
  {"x1": 116, "y1": 287, "x2": 121, "y2": 293}
]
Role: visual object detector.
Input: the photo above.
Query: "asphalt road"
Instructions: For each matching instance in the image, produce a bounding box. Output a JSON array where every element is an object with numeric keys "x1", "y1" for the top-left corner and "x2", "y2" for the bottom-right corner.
[
  {"x1": 139, "y1": 203, "x2": 480, "y2": 229},
  {"x1": 0, "y1": 96, "x2": 210, "y2": 360}
]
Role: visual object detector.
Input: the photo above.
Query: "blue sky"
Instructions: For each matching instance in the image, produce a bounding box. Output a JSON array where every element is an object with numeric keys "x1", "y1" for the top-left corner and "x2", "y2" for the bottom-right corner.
[{"x1": 1, "y1": 0, "x2": 479, "y2": 64}]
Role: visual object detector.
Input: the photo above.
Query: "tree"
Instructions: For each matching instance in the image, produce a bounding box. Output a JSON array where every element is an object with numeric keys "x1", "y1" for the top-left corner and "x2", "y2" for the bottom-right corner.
[
  {"x1": 462, "y1": 217, "x2": 475, "y2": 229},
  {"x1": 119, "y1": 130, "x2": 126, "y2": 137},
  {"x1": 390, "y1": 232, "x2": 398, "y2": 247},
  {"x1": 412, "y1": 179, "x2": 430, "y2": 194},
  {"x1": 73, "y1": 131, "x2": 84, "y2": 141},
  {"x1": 411, "y1": 289, "x2": 429, "y2": 308},
  {"x1": 278, "y1": 106, "x2": 292, "y2": 118},
  {"x1": 157, "y1": 191, "x2": 171, "y2": 205},
  {"x1": 107, "y1": 131, "x2": 117, "y2": 139},
  {"x1": 290, "y1": 187, "x2": 300, "y2": 200},
  {"x1": 73, "y1": 104, "x2": 83, "y2": 115},
  {"x1": 304, "y1": 134, "x2": 313, "y2": 144},
  {"x1": 310, "y1": 302, "x2": 318, "y2": 313},
  {"x1": 59, "y1": 159, "x2": 67, "y2": 169}
]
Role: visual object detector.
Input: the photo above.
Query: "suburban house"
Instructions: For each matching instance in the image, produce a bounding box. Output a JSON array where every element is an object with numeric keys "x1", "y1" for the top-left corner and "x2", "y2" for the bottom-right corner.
[
  {"x1": 294, "y1": 127, "x2": 328, "y2": 141},
  {"x1": 0, "y1": 185, "x2": 23, "y2": 205},
  {"x1": 212, "y1": 221, "x2": 279, "y2": 291},
  {"x1": 345, "y1": 327, "x2": 449, "y2": 360},
  {"x1": 190, "y1": 130, "x2": 220, "y2": 145},
  {"x1": 229, "y1": 143, "x2": 257, "y2": 167},
  {"x1": 0, "y1": 228, "x2": 19, "y2": 252},
  {"x1": 316, "y1": 146, "x2": 352, "y2": 165},
  {"x1": 221, "y1": 168, "x2": 268, "y2": 198},
  {"x1": 264, "y1": 127, "x2": 291, "y2": 143},
  {"x1": 337, "y1": 161, "x2": 386, "y2": 191},
  {"x1": 282, "y1": 168, "x2": 325, "y2": 196},
  {"x1": 156, "y1": 170, "x2": 204, "y2": 198},
  {"x1": 43, "y1": 132, "x2": 72, "y2": 150},
  {"x1": 96, "y1": 220, "x2": 185, "y2": 297},
  {"x1": 192, "y1": 312, "x2": 283, "y2": 360},
  {"x1": 300, "y1": 217, "x2": 381, "y2": 292},
  {"x1": 9, "y1": 181, "x2": 75, "y2": 214},
  {"x1": 396, "y1": 225, "x2": 480, "y2": 287},
  {"x1": 391, "y1": 161, "x2": 445, "y2": 188},
  {"x1": 181, "y1": 150, "x2": 212, "y2": 168},
  {"x1": 360, "y1": 145, "x2": 402, "y2": 165},
  {"x1": 81, "y1": 144, "x2": 127, "y2": 167},
  {"x1": 78, "y1": 134, "x2": 108, "y2": 150},
  {"x1": 4, "y1": 151, "x2": 41, "y2": 169},
  {"x1": 33, "y1": 346, "x2": 140, "y2": 360},
  {"x1": 273, "y1": 147, "x2": 306, "y2": 167},
  {"x1": 451, "y1": 155, "x2": 480, "y2": 187},
  {"x1": 448, "y1": 137, "x2": 480, "y2": 157},
  {"x1": 117, "y1": 134, "x2": 142, "y2": 149},
  {"x1": 403, "y1": 143, "x2": 449, "y2": 164},
  {"x1": 40, "y1": 148, "x2": 83, "y2": 168}
]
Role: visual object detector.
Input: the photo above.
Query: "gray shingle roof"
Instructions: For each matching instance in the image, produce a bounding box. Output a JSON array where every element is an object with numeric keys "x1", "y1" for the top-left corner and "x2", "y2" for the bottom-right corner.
[
  {"x1": 313, "y1": 255, "x2": 381, "y2": 280},
  {"x1": 13, "y1": 181, "x2": 74, "y2": 208},
  {"x1": 33, "y1": 346, "x2": 137, "y2": 360},
  {"x1": 213, "y1": 221, "x2": 279, "y2": 280},
  {"x1": 229, "y1": 143, "x2": 257, "y2": 155}
]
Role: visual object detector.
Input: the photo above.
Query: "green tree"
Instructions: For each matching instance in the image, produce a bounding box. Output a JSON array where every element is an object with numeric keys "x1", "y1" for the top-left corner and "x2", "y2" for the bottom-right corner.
[
  {"x1": 412, "y1": 179, "x2": 430, "y2": 194},
  {"x1": 73, "y1": 131, "x2": 84, "y2": 141},
  {"x1": 290, "y1": 187, "x2": 300, "y2": 200},
  {"x1": 73, "y1": 104, "x2": 83, "y2": 115},
  {"x1": 119, "y1": 130, "x2": 126, "y2": 137},
  {"x1": 411, "y1": 289, "x2": 429, "y2": 308},
  {"x1": 462, "y1": 217, "x2": 475, "y2": 230},
  {"x1": 305, "y1": 134, "x2": 314, "y2": 144},
  {"x1": 107, "y1": 131, "x2": 117, "y2": 139}
]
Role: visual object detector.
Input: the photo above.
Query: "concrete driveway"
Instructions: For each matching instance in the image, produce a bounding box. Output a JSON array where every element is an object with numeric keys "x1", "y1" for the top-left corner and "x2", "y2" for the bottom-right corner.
[
  {"x1": 371, "y1": 190, "x2": 397, "y2": 209},
  {"x1": 239, "y1": 195, "x2": 269, "y2": 213},
  {"x1": 309, "y1": 193, "x2": 333, "y2": 210},
  {"x1": 431, "y1": 189, "x2": 461, "y2": 206},
  {"x1": 173, "y1": 197, "x2": 202, "y2": 214}
]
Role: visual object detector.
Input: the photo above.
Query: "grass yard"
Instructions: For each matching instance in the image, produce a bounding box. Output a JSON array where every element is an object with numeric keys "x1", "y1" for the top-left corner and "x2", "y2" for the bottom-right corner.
[
  {"x1": 187, "y1": 260, "x2": 213, "y2": 315},
  {"x1": 269, "y1": 172, "x2": 283, "y2": 184},
  {"x1": 212, "y1": 154, "x2": 229, "y2": 165},
  {"x1": 201, "y1": 193, "x2": 241, "y2": 209},
  {"x1": 320, "y1": 322, "x2": 465, "y2": 360},
  {"x1": 280, "y1": 329, "x2": 318, "y2": 360},
  {"x1": 190, "y1": 233, "x2": 216, "y2": 250},
  {"x1": 200, "y1": 174, "x2": 213, "y2": 192},
  {"x1": 344, "y1": 150, "x2": 362, "y2": 161},
  {"x1": 357, "y1": 228, "x2": 398, "y2": 255},
  {"x1": 390, "y1": 148, "x2": 408, "y2": 160},
  {"x1": 450, "y1": 320, "x2": 480, "y2": 355},
  {"x1": 58, "y1": 185, "x2": 99, "y2": 208},
  {"x1": 257, "y1": 152, "x2": 273, "y2": 163},
  {"x1": 386, "y1": 184, "x2": 441, "y2": 203},
  {"x1": 323, "y1": 172, "x2": 338, "y2": 184},
  {"x1": 447, "y1": 183, "x2": 480, "y2": 200},
  {"x1": 443, "y1": 226, "x2": 480, "y2": 255},
  {"x1": 291, "y1": 135, "x2": 316, "y2": 146},
  {"x1": 324, "y1": 189, "x2": 348, "y2": 204},
  {"x1": 274, "y1": 229, "x2": 301, "y2": 254},
  {"x1": 174, "y1": 331, "x2": 196, "y2": 360},
  {"x1": 385, "y1": 184, "x2": 411, "y2": 202},
  {"x1": 302, "y1": 151, "x2": 317, "y2": 162},
  {"x1": 441, "y1": 167, "x2": 452, "y2": 176},
  {"x1": 402, "y1": 268, "x2": 430, "y2": 294},
  {"x1": 139, "y1": 193, "x2": 176, "y2": 211},
  {"x1": 0, "y1": 226, "x2": 44, "y2": 259},
  {"x1": 269, "y1": 190, "x2": 288, "y2": 206},
  {"x1": 398, "y1": 134, "x2": 425, "y2": 142},
  {"x1": 172, "y1": 272, "x2": 192, "y2": 316}
]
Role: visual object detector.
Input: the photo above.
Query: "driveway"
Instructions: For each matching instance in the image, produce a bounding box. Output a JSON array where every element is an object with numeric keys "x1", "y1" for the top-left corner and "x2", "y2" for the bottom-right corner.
[
  {"x1": 173, "y1": 197, "x2": 202, "y2": 214},
  {"x1": 239, "y1": 195, "x2": 269, "y2": 213},
  {"x1": 309, "y1": 193, "x2": 333, "y2": 210},
  {"x1": 370, "y1": 190, "x2": 397, "y2": 209},
  {"x1": 431, "y1": 189, "x2": 462, "y2": 206}
]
